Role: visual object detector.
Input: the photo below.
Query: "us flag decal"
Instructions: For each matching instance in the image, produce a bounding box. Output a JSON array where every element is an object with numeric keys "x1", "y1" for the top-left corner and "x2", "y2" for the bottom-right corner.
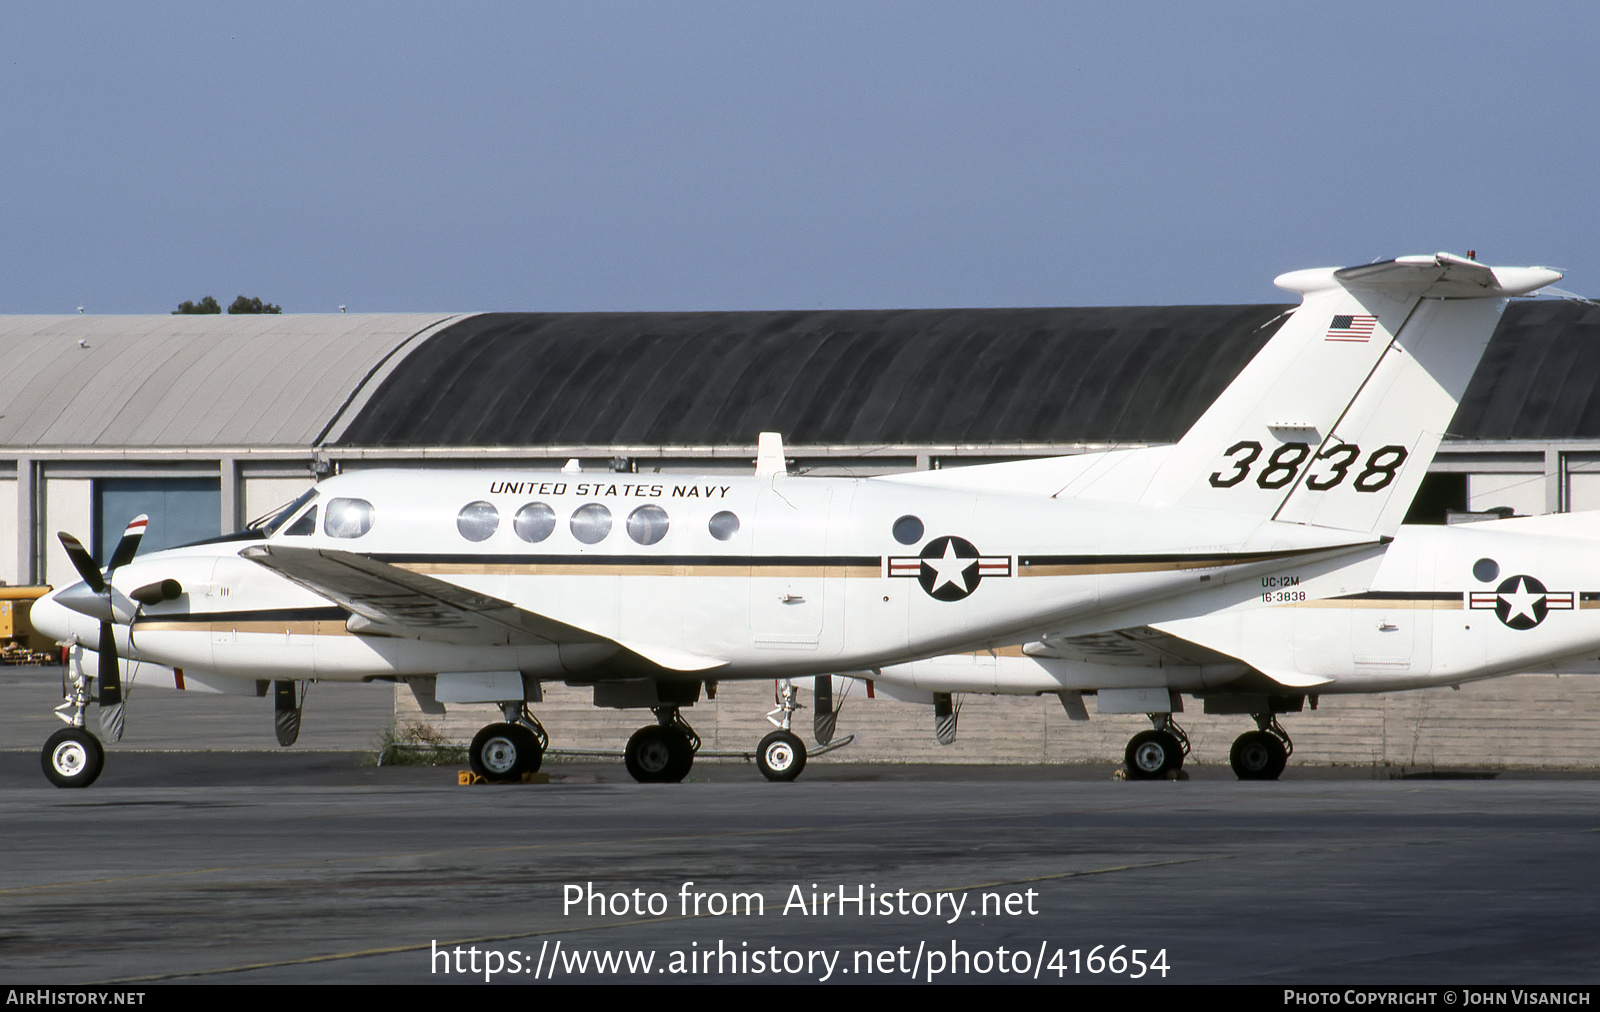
[{"x1": 1326, "y1": 314, "x2": 1378, "y2": 342}]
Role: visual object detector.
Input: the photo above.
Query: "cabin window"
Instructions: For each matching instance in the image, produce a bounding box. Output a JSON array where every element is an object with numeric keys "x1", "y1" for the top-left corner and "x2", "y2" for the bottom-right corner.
[
  {"x1": 284, "y1": 505, "x2": 317, "y2": 537},
  {"x1": 514, "y1": 502, "x2": 557, "y2": 543},
  {"x1": 708, "y1": 510, "x2": 740, "y2": 541},
  {"x1": 892, "y1": 515, "x2": 924, "y2": 545},
  {"x1": 324, "y1": 498, "x2": 374, "y2": 539},
  {"x1": 570, "y1": 503, "x2": 612, "y2": 544},
  {"x1": 456, "y1": 501, "x2": 500, "y2": 542},
  {"x1": 626, "y1": 504, "x2": 670, "y2": 545}
]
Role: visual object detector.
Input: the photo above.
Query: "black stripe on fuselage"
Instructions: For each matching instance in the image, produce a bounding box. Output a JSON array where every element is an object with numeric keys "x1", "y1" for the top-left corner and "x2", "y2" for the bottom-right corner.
[
  {"x1": 369, "y1": 553, "x2": 882, "y2": 567},
  {"x1": 135, "y1": 607, "x2": 351, "y2": 625},
  {"x1": 1331, "y1": 591, "x2": 1463, "y2": 602}
]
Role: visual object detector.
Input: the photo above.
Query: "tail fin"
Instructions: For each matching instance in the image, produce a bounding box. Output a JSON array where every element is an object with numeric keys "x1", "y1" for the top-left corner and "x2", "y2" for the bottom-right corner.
[{"x1": 1135, "y1": 253, "x2": 1560, "y2": 534}]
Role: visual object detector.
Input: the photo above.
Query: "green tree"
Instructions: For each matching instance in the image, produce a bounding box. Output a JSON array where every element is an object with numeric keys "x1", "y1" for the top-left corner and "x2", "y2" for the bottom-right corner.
[
  {"x1": 227, "y1": 295, "x2": 283, "y2": 314},
  {"x1": 173, "y1": 296, "x2": 221, "y2": 315}
]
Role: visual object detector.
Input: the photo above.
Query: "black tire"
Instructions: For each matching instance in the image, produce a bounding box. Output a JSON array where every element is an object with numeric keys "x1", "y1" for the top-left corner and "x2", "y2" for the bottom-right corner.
[
  {"x1": 1124, "y1": 730, "x2": 1182, "y2": 779},
  {"x1": 624, "y1": 725, "x2": 693, "y2": 783},
  {"x1": 757, "y1": 730, "x2": 807, "y2": 782},
  {"x1": 1230, "y1": 730, "x2": 1288, "y2": 780},
  {"x1": 470, "y1": 723, "x2": 540, "y2": 782},
  {"x1": 42, "y1": 728, "x2": 104, "y2": 788}
]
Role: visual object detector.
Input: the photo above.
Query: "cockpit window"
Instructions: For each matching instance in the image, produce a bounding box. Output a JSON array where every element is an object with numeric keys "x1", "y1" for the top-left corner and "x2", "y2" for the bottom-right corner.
[
  {"x1": 324, "y1": 497, "x2": 374, "y2": 539},
  {"x1": 258, "y1": 488, "x2": 319, "y2": 536},
  {"x1": 284, "y1": 505, "x2": 318, "y2": 537}
]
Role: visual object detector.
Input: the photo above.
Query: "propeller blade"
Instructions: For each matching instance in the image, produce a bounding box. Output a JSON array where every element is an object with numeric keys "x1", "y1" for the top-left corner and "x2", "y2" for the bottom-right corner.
[
  {"x1": 106, "y1": 515, "x2": 149, "y2": 572},
  {"x1": 57, "y1": 533, "x2": 105, "y2": 593},
  {"x1": 98, "y1": 621, "x2": 122, "y2": 706}
]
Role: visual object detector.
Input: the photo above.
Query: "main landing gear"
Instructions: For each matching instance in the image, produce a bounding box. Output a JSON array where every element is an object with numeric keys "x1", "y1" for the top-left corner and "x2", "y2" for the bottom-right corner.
[
  {"x1": 469, "y1": 703, "x2": 549, "y2": 782},
  {"x1": 1229, "y1": 714, "x2": 1292, "y2": 780},
  {"x1": 624, "y1": 706, "x2": 699, "y2": 783},
  {"x1": 1123, "y1": 713, "x2": 1190, "y2": 779}
]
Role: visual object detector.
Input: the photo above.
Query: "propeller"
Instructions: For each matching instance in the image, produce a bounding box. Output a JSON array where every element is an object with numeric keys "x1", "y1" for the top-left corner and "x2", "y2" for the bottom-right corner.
[{"x1": 56, "y1": 515, "x2": 148, "y2": 708}]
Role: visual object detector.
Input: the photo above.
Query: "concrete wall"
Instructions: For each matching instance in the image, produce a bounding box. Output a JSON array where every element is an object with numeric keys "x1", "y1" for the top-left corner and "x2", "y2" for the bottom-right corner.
[{"x1": 394, "y1": 673, "x2": 1600, "y2": 771}]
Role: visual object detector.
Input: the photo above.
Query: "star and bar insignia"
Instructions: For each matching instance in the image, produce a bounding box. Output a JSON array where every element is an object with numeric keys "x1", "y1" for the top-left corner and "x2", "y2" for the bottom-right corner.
[
  {"x1": 1469, "y1": 574, "x2": 1573, "y2": 630},
  {"x1": 889, "y1": 535, "x2": 1012, "y2": 601}
]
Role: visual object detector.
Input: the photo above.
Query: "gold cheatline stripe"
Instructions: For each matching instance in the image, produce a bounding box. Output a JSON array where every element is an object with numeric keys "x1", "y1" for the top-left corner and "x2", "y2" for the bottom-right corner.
[
  {"x1": 1277, "y1": 598, "x2": 1462, "y2": 610},
  {"x1": 400, "y1": 562, "x2": 881, "y2": 578},
  {"x1": 135, "y1": 620, "x2": 355, "y2": 636},
  {"x1": 955, "y1": 645, "x2": 1029, "y2": 658}
]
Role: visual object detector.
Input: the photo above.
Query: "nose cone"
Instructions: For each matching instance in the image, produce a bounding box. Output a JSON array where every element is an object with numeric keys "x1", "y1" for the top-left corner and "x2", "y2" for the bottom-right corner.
[{"x1": 30, "y1": 586, "x2": 95, "y2": 645}]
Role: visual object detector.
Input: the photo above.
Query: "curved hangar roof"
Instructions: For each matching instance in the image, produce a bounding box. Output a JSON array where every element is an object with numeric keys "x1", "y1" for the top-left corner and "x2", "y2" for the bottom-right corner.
[
  {"x1": 332, "y1": 305, "x2": 1294, "y2": 447},
  {"x1": 0, "y1": 314, "x2": 461, "y2": 448},
  {"x1": 1, "y1": 301, "x2": 1595, "y2": 451}
]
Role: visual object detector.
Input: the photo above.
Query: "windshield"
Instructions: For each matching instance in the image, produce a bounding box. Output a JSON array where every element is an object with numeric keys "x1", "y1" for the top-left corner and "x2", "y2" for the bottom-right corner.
[{"x1": 255, "y1": 488, "x2": 319, "y2": 536}]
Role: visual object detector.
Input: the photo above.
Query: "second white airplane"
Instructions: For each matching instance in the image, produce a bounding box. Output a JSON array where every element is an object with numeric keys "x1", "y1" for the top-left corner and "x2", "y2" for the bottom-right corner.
[{"x1": 29, "y1": 253, "x2": 1560, "y2": 786}]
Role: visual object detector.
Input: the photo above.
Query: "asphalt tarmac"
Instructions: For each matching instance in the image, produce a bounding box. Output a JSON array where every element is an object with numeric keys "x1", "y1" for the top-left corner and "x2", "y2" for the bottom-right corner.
[{"x1": 2, "y1": 749, "x2": 1597, "y2": 986}]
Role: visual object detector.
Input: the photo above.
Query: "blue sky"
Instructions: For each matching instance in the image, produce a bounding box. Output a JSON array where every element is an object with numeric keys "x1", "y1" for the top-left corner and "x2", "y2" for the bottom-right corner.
[{"x1": 4, "y1": 2, "x2": 1595, "y2": 313}]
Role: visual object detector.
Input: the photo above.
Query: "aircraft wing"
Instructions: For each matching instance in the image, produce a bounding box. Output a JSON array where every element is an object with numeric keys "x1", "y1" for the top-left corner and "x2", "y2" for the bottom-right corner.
[
  {"x1": 1029, "y1": 626, "x2": 1332, "y2": 689},
  {"x1": 238, "y1": 545, "x2": 730, "y2": 674},
  {"x1": 240, "y1": 544, "x2": 605, "y2": 646}
]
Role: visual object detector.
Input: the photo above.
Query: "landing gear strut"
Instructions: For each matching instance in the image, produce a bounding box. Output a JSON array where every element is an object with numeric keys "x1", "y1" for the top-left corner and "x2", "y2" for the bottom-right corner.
[
  {"x1": 624, "y1": 706, "x2": 698, "y2": 783},
  {"x1": 469, "y1": 702, "x2": 548, "y2": 782},
  {"x1": 1123, "y1": 713, "x2": 1190, "y2": 779},
  {"x1": 1230, "y1": 714, "x2": 1291, "y2": 780}
]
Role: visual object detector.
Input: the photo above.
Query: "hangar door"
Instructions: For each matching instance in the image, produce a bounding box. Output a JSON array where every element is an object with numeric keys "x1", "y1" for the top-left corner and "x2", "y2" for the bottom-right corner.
[{"x1": 94, "y1": 478, "x2": 220, "y2": 563}]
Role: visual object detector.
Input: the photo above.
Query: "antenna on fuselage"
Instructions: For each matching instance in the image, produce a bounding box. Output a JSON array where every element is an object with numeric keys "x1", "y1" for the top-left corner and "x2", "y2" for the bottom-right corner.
[{"x1": 755, "y1": 432, "x2": 788, "y2": 476}]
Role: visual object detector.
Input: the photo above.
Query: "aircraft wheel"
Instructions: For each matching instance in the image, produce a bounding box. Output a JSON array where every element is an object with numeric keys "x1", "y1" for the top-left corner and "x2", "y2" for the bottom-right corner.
[
  {"x1": 757, "y1": 730, "x2": 807, "y2": 782},
  {"x1": 470, "y1": 723, "x2": 540, "y2": 782},
  {"x1": 1124, "y1": 730, "x2": 1182, "y2": 780},
  {"x1": 42, "y1": 728, "x2": 104, "y2": 789},
  {"x1": 1229, "y1": 731, "x2": 1287, "y2": 780},
  {"x1": 625, "y1": 725, "x2": 693, "y2": 783}
]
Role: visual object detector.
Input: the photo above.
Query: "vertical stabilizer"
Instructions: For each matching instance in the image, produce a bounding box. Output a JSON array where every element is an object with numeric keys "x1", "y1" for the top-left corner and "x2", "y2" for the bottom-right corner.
[{"x1": 1135, "y1": 254, "x2": 1560, "y2": 534}]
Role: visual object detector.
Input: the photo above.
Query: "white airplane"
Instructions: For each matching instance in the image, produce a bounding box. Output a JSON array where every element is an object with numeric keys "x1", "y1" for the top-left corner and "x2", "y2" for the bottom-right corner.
[
  {"x1": 28, "y1": 253, "x2": 1561, "y2": 788},
  {"x1": 864, "y1": 510, "x2": 1600, "y2": 780}
]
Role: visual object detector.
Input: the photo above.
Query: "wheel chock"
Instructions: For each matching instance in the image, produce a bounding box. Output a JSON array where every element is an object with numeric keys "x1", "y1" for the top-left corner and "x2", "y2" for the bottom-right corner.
[{"x1": 457, "y1": 770, "x2": 549, "y2": 785}]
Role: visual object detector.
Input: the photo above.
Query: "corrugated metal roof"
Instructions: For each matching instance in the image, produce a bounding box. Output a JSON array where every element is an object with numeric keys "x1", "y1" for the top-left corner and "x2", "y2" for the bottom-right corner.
[
  {"x1": 2, "y1": 301, "x2": 1592, "y2": 452},
  {"x1": 1452, "y1": 300, "x2": 1600, "y2": 440},
  {"x1": 330, "y1": 305, "x2": 1295, "y2": 447},
  {"x1": 0, "y1": 314, "x2": 459, "y2": 448}
]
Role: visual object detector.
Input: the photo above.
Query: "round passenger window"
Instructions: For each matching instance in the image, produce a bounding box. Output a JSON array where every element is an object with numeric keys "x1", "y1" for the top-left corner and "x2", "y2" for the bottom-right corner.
[
  {"x1": 514, "y1": 502, "x2": 557, "y2": 543},
  {"x1": 456, "y1": 501, "x2": 500, "y2": 542},
  {"x1": 708, "y1": 510, "x2": 740, "y2": 541},
  {"x1": 1473, "y1": 558, "x2": 1500, "y2": 583},
  {"x1": 626, "y1": 504, "x2": 670, "y2": 545},
  {"x1": 570, "y1": 503, "x2": 612, "y2": 544},
  {"x1": 324, "y1": 498, "x2": 374, "y2": 539},
  {"x1": 892, "y1": 515, "x2": 924, "y2": 545}
]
